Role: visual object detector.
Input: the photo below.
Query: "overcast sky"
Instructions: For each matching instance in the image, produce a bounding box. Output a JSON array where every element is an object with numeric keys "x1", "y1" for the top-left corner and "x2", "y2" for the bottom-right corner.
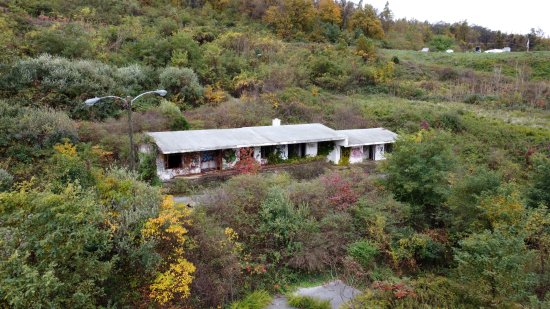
[{"x1": 357, "y1": 0, "x2": 550, "y2": 35}]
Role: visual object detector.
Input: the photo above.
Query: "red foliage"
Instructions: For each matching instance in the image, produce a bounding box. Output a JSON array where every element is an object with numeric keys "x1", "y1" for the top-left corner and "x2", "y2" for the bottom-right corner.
[
  {"x1": 420, "y1": 120, "x2": 430, "y2": 130},
  {"x1": 321, "y1": 172, "x2": 359, "y2": 210},
  {"x1": 235, "y1": 148, "x2": 260, "y2": 174},
  {"x1": 372, "y1": 281, "x2": 417, "y2": 300}
]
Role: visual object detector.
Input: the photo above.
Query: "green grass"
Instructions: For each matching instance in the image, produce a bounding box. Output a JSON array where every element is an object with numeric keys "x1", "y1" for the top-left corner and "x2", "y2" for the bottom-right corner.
[
  {"x1": 229, "y1": 290, "x2": 272, "y2": 309},
  {"x1": 287, "y1": 295, "x2": 331, "y2": 309},
  {"x1": 383, "y1": 49, "x2": 550, "y2": 80}
]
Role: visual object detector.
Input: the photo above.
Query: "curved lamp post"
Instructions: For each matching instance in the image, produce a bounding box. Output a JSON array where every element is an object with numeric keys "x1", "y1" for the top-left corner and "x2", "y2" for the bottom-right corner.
[{"x1": 84, "y1": 90, "x2": 168, "y2": 170}]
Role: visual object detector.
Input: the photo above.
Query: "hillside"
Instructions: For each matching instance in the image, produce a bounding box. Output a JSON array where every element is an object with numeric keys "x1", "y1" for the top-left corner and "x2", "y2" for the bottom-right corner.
[{"x1": 1, "y1": 1, "x2": 550, "y2": 308}]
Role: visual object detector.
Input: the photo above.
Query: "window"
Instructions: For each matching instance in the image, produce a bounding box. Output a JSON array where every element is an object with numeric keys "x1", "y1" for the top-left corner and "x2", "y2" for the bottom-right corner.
[
  {"x1": 261, "y1": 146, "x2": 276, "y2": 159},
  {"x1": 288, "y1": 143, "x2": 305, "y2": 159},
  {"x1": 166, "y1": 154, "x2": 182, "y2": 169},
  {"x1": 385, "y1": 143, "x2": 393, "y2": 153}
]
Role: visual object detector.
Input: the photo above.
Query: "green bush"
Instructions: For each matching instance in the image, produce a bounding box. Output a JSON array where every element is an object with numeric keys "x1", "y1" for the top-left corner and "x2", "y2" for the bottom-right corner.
[
  {"x1": 159, "y1": 100, "x2": 190, "y2": 130},
  {"x1": 287, "y1": 295, "x2": 331, "y2": 309},
  {"x1": 138, "y1": 152, "x2": 161, "y2": 185},
  {"x1": 429, "y1": 35, "x2": 455, "y2": 52},
  {"x1": 159, "y1": 67, "x2": 203, "y2": 105},
  {"x1": 0, "y1": 169, "x2": 13, "y2": 192},
  {"x1": 229, "y1": 290, "x2": 272, "y2": 309},
  {"x1": 348, "y1": 240, "x2": 379, "y2": 269}
]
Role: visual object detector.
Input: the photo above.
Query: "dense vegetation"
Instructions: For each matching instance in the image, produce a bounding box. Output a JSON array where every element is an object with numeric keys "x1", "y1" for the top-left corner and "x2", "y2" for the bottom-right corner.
[{"x1": 1, "y1": 0, "x2": 550, "y2": 308}]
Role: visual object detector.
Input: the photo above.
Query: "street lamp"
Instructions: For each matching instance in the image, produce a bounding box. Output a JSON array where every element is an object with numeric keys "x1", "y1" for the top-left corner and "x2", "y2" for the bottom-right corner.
[{"x1": 84, "y1": 90, "x2": 168, "y2": 170}]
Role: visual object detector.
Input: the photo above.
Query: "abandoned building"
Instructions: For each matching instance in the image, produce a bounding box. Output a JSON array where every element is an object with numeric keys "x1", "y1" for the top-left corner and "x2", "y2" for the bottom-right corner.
[{"x1": 143, "y1": 119, "x2": 397, "y2": 180}]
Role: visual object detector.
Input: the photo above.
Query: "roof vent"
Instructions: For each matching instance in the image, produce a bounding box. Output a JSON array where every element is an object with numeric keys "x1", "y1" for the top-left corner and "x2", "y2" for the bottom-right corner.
[{"x1": 272, "y1": 118, "x2": 281, "y2": 126}]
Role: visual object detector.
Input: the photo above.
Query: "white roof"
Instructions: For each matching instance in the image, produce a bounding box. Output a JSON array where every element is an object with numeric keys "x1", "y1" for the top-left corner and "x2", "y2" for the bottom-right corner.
[
  {"x1": 337, "y1": 128, "x2": 398, "y2": 147},
  {"x1": 148, "y1": 124, "x2": 346, "y2": 154}
]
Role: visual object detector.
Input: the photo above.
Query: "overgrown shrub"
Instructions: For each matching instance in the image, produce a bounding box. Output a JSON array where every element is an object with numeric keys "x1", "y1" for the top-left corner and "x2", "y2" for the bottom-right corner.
[
  {"x1": 0, "y1": 169, "x2": 13, "y2": 191},
  {"x1": 158, "y1": 67, "x2": 203, "y2": 105},
  {"x1": 348, "y1": 240, "x2": 379, "y2": 269}
]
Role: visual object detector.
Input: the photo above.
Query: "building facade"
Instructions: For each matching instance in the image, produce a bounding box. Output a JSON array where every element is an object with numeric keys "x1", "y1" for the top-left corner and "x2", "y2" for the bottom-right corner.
[{"x1": 144, "y1": 119, "x2": 397, "y2": 180}]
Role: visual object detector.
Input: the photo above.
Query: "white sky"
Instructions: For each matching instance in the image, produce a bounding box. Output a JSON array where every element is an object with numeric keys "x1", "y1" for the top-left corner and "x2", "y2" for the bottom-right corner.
[{"x1": 357, "y1": 0, "x2": 550, "y2": 35}]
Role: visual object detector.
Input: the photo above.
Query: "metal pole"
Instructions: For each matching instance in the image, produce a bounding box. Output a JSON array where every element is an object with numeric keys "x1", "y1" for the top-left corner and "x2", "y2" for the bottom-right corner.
[{"x1": 126, "y1": 96, "x2": 136, "y2": 171}]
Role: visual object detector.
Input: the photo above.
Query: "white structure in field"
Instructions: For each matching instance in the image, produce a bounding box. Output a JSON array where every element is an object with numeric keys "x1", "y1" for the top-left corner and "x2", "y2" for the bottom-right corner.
[
  {"x1": 144, "y1": 119, "x2": 397, "y2": 180},
  {"x1": 485, "y1": 47, "x2": 511, "y2": 53}
]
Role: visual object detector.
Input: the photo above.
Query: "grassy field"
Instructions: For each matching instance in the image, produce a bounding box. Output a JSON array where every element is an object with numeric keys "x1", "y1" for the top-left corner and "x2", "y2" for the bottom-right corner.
[{"x1": 383, "y1": 49, "x2": 550, "y2": 80}]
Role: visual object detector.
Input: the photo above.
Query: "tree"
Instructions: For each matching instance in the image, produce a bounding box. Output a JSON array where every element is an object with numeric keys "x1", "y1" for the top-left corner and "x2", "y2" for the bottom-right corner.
[
  {"x1": 384, "y1": 130, "x2": 456, "y2": 227},
  {"x1": 429, "y1": 35, "x2": 455, "y2": 51},
  {"x1": 445, "y1": 167, "x2": 501, "y2": 233},
  {"x1": 348, "y1": 5, "x2": 385, "y2": 40},
  {"x1": 158, "y1": 67, "x2": 204, "y2": 106},
  {"x1": 142, "y1": 196, "x2": 195, "y2": 305},
  {"x1": 264, "y1": 0, "x2": 317, "y2": 39},
  {"x1": 379, "y1": 1, "x2": 393, "y2": 32},
  {"x1": 356, "y1": 34, "x2": 378, "y2": 61},
  {"x1": 318, "y1": 0, "x2": 342, "y2": 26},
  {"x1": 454, "y1": 229, "x2": 535, "y2": 306},
  {"x1": 527, "y1": 156, "x2": 550, "y2": 208},
  {"x1": 0, "y1": 184, "x2": 113, "y2": 307}
]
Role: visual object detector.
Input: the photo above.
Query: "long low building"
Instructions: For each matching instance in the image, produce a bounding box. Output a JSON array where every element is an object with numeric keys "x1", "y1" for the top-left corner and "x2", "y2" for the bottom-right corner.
[{"x1": 143, "y1": 119, "x2": 397, "y2": 180}]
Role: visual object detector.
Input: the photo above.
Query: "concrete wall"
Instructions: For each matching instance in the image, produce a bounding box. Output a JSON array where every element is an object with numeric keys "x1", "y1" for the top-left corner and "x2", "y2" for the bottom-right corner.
[
  {"x1": 276, "y1": 144, "x2": 288, "y2": 160},
  {"x1": 327, "y1": 146, "x2": 341, "y2": 164},
  {"x1": 305, "y1": 142, "x2": 318, "y2": 157},
  {"x1": 349, "y1": 147, "x2": 364, "y2": 164},
  {"x1": 253, "y1": 146, "x2": 262, "y2": 163},
  {"x1": 374, "y1": 144, "x2": 385, "y2": 160},
  {"x1": 156, "y1": 153, "x2": 201, "y2": 180}
]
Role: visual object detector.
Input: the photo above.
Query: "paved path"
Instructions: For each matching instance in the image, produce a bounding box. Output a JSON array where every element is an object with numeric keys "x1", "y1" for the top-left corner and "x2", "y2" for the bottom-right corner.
[
  {"x1": 267, "y1": 280, "x2": 361, "y2": 309},
  {"x1": 173, "y1": 195, "x2": 202, "y2": 207}
]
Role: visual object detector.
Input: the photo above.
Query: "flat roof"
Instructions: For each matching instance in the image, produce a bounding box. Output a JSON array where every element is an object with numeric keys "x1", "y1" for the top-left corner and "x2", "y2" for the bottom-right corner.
[
  {"x1": 148, "y1": 123, "x2": 346, "y2": 154},
  {"x1": 338, "y1": 128, "x2": 398, "y2": 147}
]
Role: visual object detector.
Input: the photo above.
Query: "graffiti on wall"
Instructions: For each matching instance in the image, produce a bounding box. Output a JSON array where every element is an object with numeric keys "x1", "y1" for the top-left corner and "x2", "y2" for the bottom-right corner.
[
  {"x1": 351, "y1": 147, "x2": 363, "y2": 159},
  {"x1": 201, "y1": 151, "x2": 214, "y2": 162}
]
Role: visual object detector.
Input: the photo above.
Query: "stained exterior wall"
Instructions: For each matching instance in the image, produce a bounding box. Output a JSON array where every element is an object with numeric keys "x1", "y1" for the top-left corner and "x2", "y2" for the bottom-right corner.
[
  {"x1": 253, "y1": 146, "x2": 262, "y2": 163},
  {"x1": 349, "y1": 147, "x2": 364, "y2": 164},
  {"x1": 152, "y1": 141, "x2": 389, "y2": 179},
  {"x1": 276, "y1": 144, "x2": 289, "y2": 160},
  {"x1": 374, "y1": 144, "x2": 385, "y2": 160},
  {"x1": 305, "y1": 142, "x2": 318, "y2": 157}
]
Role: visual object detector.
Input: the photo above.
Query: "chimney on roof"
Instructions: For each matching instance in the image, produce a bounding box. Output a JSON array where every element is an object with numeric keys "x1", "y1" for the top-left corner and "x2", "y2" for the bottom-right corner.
[{"x1": 272, "y1": 118, "x2": 281, "y2": 126}]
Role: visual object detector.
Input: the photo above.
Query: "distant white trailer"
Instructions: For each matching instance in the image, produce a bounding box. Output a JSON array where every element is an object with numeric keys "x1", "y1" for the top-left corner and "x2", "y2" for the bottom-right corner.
[
  {"x1": 421, "y1": 47, "x2": 429, "y2": 52},
  {"x1": 446, "y1": 49, "x2": 454, "y2": 53},
  {"x1": 485, "y1": 49, "x2": 506, "y2": 53}
]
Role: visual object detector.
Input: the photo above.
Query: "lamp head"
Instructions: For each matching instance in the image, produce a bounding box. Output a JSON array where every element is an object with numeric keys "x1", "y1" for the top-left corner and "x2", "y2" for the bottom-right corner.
[{"x1": 155, "y1": 90, "x2": 168, "y2": 97}]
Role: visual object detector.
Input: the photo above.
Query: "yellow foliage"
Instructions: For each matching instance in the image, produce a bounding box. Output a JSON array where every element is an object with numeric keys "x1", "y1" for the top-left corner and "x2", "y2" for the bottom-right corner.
[
  {"x1": 53, "y1": 141, "x2": 77, "y2": 157},
  {"x1": 348, "y1": 7, "x2": 385, "y2": 39},
  {"x1": 261, "y1": 92, "x2": 281, "y2": 109},
  {"x1": 311, "y1": 86, "x2": 320, "y2": 97},
  {"x1": 375, "y1": 61, "x2": 395, "y2": 85},
  {"x1": 142, "y1": 196, "x2": 192, "y2": 246},
  {"x1": 142, "y1": 196, "x2": 195, "y2": 304},
  {"x1": 150, "y1": 258, "x2": 196, "y2": 304},
  {"x1": 207, "y1": 0, "x2": 229, "y2": 10},
  {"x1": 223, "y1": 227, "x2": 244, "y2": 255},
  {"x1": 478, "y1": 192, "x2": 525, "y2": 230},
  {"x1": 204, "y1": 84, "x2": 227, "y2": 104},
  {"x1": 318, "y1": 0, "x2": 342, "y2": 25},
  {"x1": 264, "y1": 0, "x2": 316, "y2": 39}
]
